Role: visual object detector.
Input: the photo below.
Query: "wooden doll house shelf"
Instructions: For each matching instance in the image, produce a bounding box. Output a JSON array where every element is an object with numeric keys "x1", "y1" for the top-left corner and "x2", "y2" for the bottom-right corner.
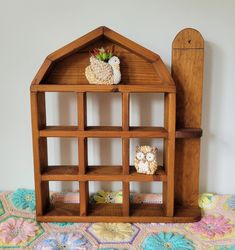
[{"x1": 30, "y1": 26, "x2": 204, "y2": 223}]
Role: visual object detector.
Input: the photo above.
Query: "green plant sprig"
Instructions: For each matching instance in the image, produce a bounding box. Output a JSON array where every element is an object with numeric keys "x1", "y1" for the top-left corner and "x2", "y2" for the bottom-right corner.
[{"x1": 91, "y1": 47, "x2": 113, "y2": 62}]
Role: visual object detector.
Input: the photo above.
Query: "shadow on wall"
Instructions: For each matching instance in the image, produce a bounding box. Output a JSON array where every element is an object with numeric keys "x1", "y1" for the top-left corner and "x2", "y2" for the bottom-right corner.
[{"x1": 200, "y1": 41, "x2": 224, "y2": 193}]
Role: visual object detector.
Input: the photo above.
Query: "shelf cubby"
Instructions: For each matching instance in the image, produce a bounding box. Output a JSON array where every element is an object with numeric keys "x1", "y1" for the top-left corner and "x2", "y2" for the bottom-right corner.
[
  {"x1": 86, "y1": 92, "x2": 122, "y2": 127},
  {"x1": 130, "y1": 93, "x2": 164, "y2": 127},
  {"x1": 31, "y1": 26, "x2": 204, "y2": 222},
  {"x1": 45, "y1": 92, "x2": 78, "y2": 126}
]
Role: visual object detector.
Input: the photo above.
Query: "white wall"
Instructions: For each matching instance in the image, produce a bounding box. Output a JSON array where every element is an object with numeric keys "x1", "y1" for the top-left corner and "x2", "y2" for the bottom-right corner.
[{"x1": 0, "y1": 0, "x2": 235, "y2": 194}]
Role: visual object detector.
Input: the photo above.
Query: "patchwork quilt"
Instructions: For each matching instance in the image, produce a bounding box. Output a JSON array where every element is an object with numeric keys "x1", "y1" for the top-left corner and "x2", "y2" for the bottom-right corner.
[{"x1": 0, "y1": 190, "x2": 235, "y2": 249}]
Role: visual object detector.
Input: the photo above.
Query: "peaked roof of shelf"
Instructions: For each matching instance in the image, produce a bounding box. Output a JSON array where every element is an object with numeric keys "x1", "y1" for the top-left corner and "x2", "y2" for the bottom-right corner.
[{"x1": 31, "y1": 26, "x2": 175, "y2": 88}]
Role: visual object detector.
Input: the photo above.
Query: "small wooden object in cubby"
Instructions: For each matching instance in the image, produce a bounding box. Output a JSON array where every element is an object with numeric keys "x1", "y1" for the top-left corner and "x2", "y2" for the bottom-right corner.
[{"x1": 30, "y1": 26, "x2": 204, "y2": 222}]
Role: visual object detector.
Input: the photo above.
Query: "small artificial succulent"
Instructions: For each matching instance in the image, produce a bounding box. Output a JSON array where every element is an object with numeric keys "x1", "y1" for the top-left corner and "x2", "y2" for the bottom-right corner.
[{"x1": 91, "y1": 47, "x2": 113, "y2": 62}]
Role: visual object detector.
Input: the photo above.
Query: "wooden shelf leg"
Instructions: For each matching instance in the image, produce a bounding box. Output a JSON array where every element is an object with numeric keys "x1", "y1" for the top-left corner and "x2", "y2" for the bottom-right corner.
[
  {"x1": 122, "y1": 181, "x2": 130, "y2": 216},
  {"x1": 163, "y1": 93, "x2": 176, "y2": 217},
  {"x1": 31, "y1": 92, "x2": 50, "y2": 216}
]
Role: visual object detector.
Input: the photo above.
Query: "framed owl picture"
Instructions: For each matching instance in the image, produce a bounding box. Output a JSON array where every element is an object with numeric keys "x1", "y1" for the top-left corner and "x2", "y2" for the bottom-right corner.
[{"x1": 134, "y1": 145, "x2": 158, "y2": 175}]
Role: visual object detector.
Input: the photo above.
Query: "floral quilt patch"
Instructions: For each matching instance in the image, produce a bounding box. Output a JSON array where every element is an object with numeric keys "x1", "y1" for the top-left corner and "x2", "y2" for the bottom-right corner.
[{"x1": 0, "y1": 190, "x2": 235, "y2": 249}]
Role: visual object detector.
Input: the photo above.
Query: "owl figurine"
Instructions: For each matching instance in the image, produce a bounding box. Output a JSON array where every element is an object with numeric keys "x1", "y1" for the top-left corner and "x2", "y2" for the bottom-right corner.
[{"x1": 134, "y1": 145, "x2": 158, "y2": 175}]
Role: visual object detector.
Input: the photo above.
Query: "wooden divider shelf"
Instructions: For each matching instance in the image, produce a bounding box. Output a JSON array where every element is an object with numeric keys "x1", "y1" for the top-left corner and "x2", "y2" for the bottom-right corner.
[
  {"x1": 31, "y1": 27, "x2": 204, "y2": 223},
  {"x1": 41, "y1": 165, "x2": 167, "y2": 182}
]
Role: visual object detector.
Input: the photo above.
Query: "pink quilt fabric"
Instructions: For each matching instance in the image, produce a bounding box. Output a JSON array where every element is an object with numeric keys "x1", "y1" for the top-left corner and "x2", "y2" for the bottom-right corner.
[{"x1": 0, "y1": 191, "x2": 235, "y2": 249}]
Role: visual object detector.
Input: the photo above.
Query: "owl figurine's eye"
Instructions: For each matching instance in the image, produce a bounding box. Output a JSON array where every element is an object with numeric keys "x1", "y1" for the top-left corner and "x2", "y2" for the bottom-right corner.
[
  {"x1": 136, "y1": 152, "x2": 144, "y2": 160},
  {"x1": 146, "y1": 152, "x2": 154, "y2": 161}
]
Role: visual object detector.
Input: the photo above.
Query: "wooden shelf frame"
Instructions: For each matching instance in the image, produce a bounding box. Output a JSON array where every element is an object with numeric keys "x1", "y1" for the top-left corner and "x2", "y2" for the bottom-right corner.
[
  {"x1": 31, "y1": 89, "x2": 176, "y2": 220},
  {"x1": 30, "y1": 26, "x2": 204, "y2": 223}
]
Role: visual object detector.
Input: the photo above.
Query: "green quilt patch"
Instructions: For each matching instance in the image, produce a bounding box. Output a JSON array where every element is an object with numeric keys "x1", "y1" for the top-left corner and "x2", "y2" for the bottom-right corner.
[{"x1": 0, "y1": 200, "x2": 5, "y2": 216}]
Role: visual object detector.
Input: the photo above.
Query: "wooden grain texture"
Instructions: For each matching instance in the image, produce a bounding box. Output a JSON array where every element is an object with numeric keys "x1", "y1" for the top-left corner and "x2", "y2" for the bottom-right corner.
[
  {"x1": 153, "y1": 58, "x2": 175, "y2": 86},
  {"x1": 41, "y1": 165, "x2": 79, "y2": 181},
  {"x1": 172, "y1": 28, "x2": 204, "y2": 49},
  {"x1": 122, "y1": 93, "x2": 129, "y2": 131},
  {"x1": 122, "y1": 138, "x2": 130, "y2": 175},
  {"x1": 163, "y1": 93, "x2": 176, "y2": 217},
  {"x1": 175, "y1": 139, "x2": 201, "y2": 206},
  {"x1": 79, "y1": 181, "x2": 88, "y2": 216},
  {"x1": 45, "y1": 39, "x2": 162, "y2": 85},
  {"x1": 172, "y1": 29, "x2": 204, "y2": 128},
  {"x1": 30, "y1": 27, "x2": 203, "y2": 222},
  {"x1": 78, "y1": 93, "x2": 87, "y2": 130},
  {"x1": 31, "y1": 84, "x2": 176, "y2": 93},
  {"x1": 176, "y1": 128, "x2": 202, "y2": 138},
  {"x1": 78, "y1": 138, "x2": 87, "y2": 174},
  {"x1": 77, "y1": 92, "x2": 89, "y2": 216},
  {"x1": 172, "y1": 28, "x2": 204, "y2": 207},
  {"x1": 122, "y1": 182, "x2": 130, "y2": 216},
  {"x1": 41, "y1": 165, "x2": 167, "y2": 182},
  {"x1": 32, "y1": 27, "x2": 175, "y2": 87},
  {"x1": 30, "y1": 92, "x2": 49, "y2": 215},
  {"x1": 37, "y1": 203, "x2": 201, "y2": 223},
  {"x1": 39, "y1": 126, "x2": 201, "y2": 139},
  {"x1": 39, "y1": 126, "x2": 168, "y2": 138}
]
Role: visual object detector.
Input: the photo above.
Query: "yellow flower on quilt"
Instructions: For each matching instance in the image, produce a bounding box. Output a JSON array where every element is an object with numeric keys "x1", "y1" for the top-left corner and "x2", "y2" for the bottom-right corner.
[
  {"x1": 92, "y1": 223, "x2": 133, "y2": 241},
  {"x1": 198, "y1": 193, "x2": 214, "y2": 209},
  {"x1": 93, "y1": 190, "x2": 122, "y2": 203}
]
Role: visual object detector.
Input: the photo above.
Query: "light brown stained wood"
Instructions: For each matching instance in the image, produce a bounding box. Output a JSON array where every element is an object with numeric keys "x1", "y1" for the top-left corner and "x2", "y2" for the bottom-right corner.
[
  {"x1": 30, "y1": 92, "x2": 49, "y2": 215},
  {"x1": 175, "y1": 128, "x2": 202, "y2": 138},
  {"x1": 172, "y1": 28, "x2": 204, "y2": 207},
  {"x1": 163, "y1": 93, "x2": 176, "y2": 217},
  {"x1": 38, "y1": 203, "x2": 201, "y2": 223},
  {"x1": 41, "y1": 165, "x2": 167, "y2": 182},
  {"x1": 30, "y1": 27, "x2": 204, "y2": 223},
  {"x1": 152, "y1": 58, "x2": 175, "y2": 86},
  {"x1": 39, "y1": 126, "x2": 168, "y2": 138},
  {"x1": 122, "y1": 182, "x2": 130, "y2": 216},
  {"x1": 175, "y1": 139, "x2": 201, "y2": 206},
  {"x1": 172, "y1": 28, "x2": 204, "y2": 49},
  {"x1": 122, "y1": 139, "x2": 130, "y2": 175},
  {"x1": 172, "y1": 29, "x2": 204, "y2": 128},
  {"x1": 79, "y1": 181, "x2": 89, "y2": 216},
  {"x1": 78, "y1": 137, "x2": 87, "y2": 174},
  {"x1": 122, "y1": 92, "x2": 130, "y2": 176},
  {"x1": 44, "y1": 39, "x2": 162, "y2": 85},
  {"x1": 31, "y1": 27, "x2": 175, "y2": 87},
  {"x1": 39, "y1": 31, "x2": 174, "y2": 87},
  {"x1": 78, "y1": 93, "x2": 87, "y2": 130},
  {"x1": 122, "y1": 93, "x2": 129, "y2": 131},
  {"x1": 38, "y1": 126, "x2": 201, "y2": 139},
  {"x1": 79, "y1": 135, "x2": 89, "y2": 216},
  {"x1": 77, "y1": 92, "x2": 89, "y2": 216},
  {"x1": 31, "y1": 84, "x2": 176, "y2": 93}
]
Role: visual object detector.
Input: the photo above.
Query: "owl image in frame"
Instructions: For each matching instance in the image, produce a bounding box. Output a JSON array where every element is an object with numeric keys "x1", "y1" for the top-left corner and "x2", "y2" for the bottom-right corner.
[{"x1": 134, "y1": 145, "x2": 158, "y2": 175}]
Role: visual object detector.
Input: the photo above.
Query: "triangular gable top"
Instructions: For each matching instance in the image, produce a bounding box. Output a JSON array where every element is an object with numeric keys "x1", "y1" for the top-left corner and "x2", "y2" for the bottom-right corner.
[{"x1": 31, "y1": 26, "x2": 175, "y2": 87}]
